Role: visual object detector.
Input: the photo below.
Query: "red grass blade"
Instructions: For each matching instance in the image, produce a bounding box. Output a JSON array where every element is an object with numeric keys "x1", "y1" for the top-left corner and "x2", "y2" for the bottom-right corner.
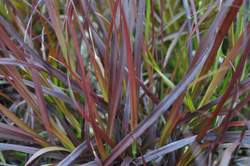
[{"x1": 121, "y1": 5, "x2": 138, "y2": 131}]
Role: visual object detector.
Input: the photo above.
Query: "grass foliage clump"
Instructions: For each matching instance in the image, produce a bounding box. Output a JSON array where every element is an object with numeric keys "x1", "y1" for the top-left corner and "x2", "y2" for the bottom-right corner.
[{"x1": 0, "y1": 0, "x2": 250, "y2": 165}]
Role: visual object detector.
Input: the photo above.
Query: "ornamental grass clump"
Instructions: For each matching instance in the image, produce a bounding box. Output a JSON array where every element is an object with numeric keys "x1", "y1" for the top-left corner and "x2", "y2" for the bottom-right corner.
[{"x1": 0, "y1": 0, "x2": 250, "y2": 165}]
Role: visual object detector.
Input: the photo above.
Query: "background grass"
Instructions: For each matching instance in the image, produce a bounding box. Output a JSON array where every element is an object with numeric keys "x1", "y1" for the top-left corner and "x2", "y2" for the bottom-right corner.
[{"x1": 0, "y1": 0, "x2": 250, "y2": 165}]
